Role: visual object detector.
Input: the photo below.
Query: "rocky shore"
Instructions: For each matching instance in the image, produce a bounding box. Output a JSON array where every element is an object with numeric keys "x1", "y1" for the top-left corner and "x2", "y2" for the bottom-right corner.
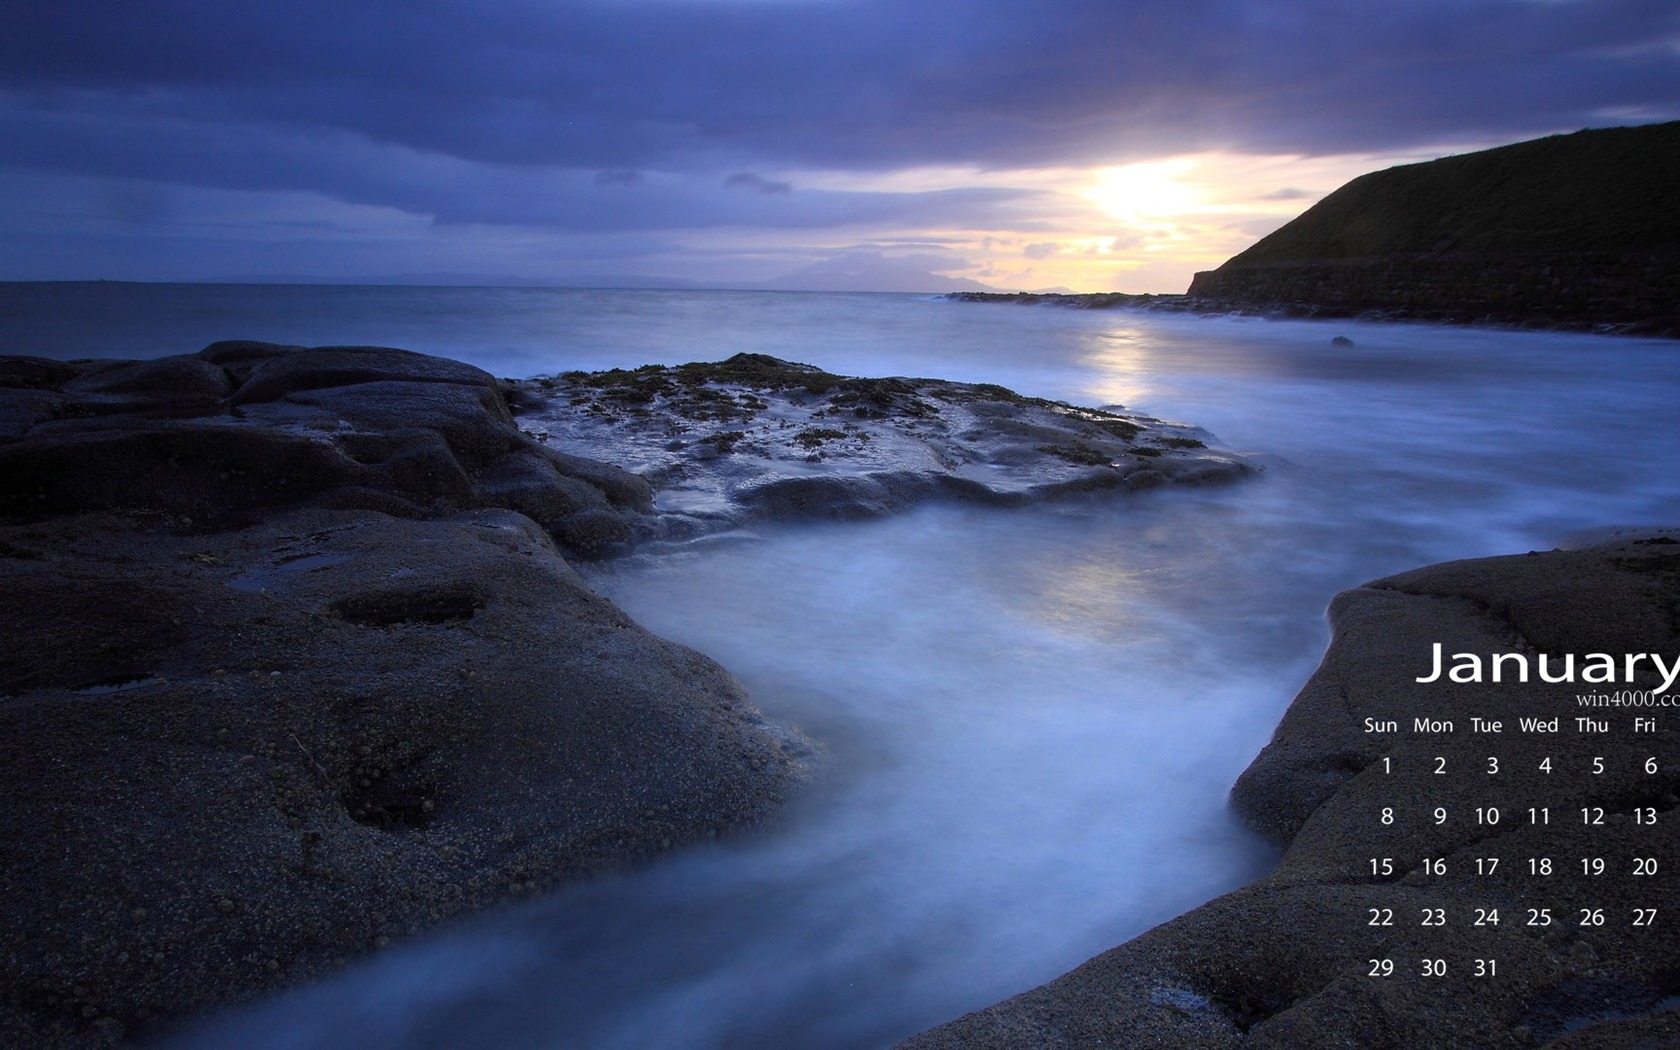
[
  {"x1": 28, "y1": 338, "x2": 1671, "y2": 1050},
  {"x1": 0, "y1": 342, "x2": 813, "y2": 1048},
  {"x1": 946, "y1": 291, "x2": 1680, "y2": 339},
  {"x1": 508, "y1": 352, "x2": 1249, "y2": 546},
  {"x1": 900, "y1": 532, "x2": 1680, "y2": 1049},
  {"x1": 0, "y1": 342, "x2": 1250, "y2": 1048}
]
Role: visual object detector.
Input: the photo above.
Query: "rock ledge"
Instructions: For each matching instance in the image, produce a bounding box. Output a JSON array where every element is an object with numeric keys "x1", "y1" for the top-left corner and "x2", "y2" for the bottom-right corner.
[
  {"x1": 510, "y1": 353, "x2": 1252, "y2": 545},
  {"x1": 0, "y1": 342, "x2": 806, "y2": 1049}
]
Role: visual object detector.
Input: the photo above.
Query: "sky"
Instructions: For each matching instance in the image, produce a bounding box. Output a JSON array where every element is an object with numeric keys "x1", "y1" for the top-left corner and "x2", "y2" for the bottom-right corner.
[{"x1": 1, "y1": 0, "x2": 1677, "y2": 294}]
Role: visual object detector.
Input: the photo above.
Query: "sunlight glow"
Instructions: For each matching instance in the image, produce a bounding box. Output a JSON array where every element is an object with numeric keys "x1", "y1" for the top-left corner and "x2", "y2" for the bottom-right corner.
[
  {"x1": 754, "y1": 144, "x2": 1490, "y2": 295},
  {"x1": 1085, "y1": 160, "x2": 1205, "y2": 220}
]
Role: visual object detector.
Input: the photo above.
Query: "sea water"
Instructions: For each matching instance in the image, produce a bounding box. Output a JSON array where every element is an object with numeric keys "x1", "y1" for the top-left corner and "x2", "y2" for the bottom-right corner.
[{"x1": 5, "y1": 284, "x2": 1679, "y2": 1048}]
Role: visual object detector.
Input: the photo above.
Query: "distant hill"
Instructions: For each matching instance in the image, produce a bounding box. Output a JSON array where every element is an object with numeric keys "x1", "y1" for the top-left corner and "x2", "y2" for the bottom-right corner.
[
  {"x1": 203, "y1": 272, "x2": 707, "y2": 290},
  {"x1": 1189, "y1": 121, "x2": 1680, "y2": 331}
]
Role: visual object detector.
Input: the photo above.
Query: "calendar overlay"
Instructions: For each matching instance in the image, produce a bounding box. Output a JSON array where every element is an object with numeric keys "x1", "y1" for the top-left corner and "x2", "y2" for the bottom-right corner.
[
  {"x1": 1350, "y1": 699, "x2": 1674, "y2": 1005},
  {"x1": 903, "y1": 539, "x2": 1680, "y2": 1047},
  {"x1": 1227, "y1": 540, "x2": 1680, "y2": 1044}
]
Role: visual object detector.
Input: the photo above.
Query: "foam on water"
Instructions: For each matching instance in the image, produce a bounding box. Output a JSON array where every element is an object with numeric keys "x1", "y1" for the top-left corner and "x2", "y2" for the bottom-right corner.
[
  {"x1": 163, "y1": 494, "x2": 1314, "y2": 1050},
  {"x1": 5, "y1": 286, "x2": 1677, "y2": 1048}
]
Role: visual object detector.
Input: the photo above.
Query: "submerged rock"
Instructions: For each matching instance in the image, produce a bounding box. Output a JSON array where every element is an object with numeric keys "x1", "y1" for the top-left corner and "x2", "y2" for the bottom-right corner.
[
  {"x1": 901, "y1": 532, "x2": 1680, "y2": 1049},
  {"x1": 0, "y1": 343, "x2": 806, "y2": 1048},
  {"x1": 512, "y1": 353, "x2": 1253, "y2": 543}
]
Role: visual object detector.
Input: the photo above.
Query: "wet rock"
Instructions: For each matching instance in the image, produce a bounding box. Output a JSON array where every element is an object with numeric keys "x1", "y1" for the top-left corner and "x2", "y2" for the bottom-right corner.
[
  {"x1": 0, "y1": 344, "x2": 808, "y2": 1049},
  {"x1": 738, "y1": 471, "x2": 963, "y2": 520},
  {"x1": 196, "y1": 339, "x2": 300, "y2": 382},
  {"x1": 50, "y1": 357, "x2": 235, "y2": 426},
  {"x1": 0, "y1": 387, "x2": 63, "y2": 440},
  {"x1": 513, "y1": 354, "x2": 1252, "y2": 541},
  {"x1": 0, "y1": 420, "x2": 365, "y2": 524},
  {"x1": 0, "y1": 354, "x2": 85, "y2": 389},
  {"x1": 0, "y1": 342, "x2": 642, "y2": 558},
  {"x1": 225, "y1": 343, "x2": 492, "y2": 406},
  {"x1": 470, "y1": 448, "x2": 602, "y2": 524},
  {"x1": 271, "y1": 380, "x2": 518, "y2": 469},
  {"x1": 553, "y1": 506, "x2": 633, "y2": 557},
  {"x1": 537, "y1": 446, "x2": 654, "y2": 513}
]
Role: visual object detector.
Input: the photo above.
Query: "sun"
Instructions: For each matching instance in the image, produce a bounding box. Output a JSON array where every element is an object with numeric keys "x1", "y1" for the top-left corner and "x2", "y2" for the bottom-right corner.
[{"x1": 1085, "y1": 158, "x2": 1204, "y2": 221}]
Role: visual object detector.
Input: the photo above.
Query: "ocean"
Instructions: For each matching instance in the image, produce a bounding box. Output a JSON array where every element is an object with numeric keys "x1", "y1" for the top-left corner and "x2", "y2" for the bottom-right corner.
[{"x1": 6, "y1": 282, "x2": 1680, "y2": 1048}]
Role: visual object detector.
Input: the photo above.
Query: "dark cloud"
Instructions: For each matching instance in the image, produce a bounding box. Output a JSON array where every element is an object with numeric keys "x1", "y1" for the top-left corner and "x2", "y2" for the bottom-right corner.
[
  {"x1": 725, "y1": 173, "x2": 793, "y2": 195},
  {"x1": 593, "y1": 170, "x2": 643, "y2": 188},
  {"x1": 1260, "y1": 187, "x2": 1317, "y2": 201},
  {"x1": 1, "y1": 0, "x2": 1678, "y2": 282},
  {"x1": 424, "y1": 181, "x2": 1034, "y2": 233},
  {"x1": 3, "y1": 0, "x2": 1676, "y2": 179},
  {"x1": 0, "y1": 89, "x2": 1038, "y2": 233}
]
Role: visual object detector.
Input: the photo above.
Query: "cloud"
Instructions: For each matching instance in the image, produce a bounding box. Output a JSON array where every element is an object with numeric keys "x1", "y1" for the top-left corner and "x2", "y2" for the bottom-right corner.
[
  {"x1": 763, "y1": 249, "x2": 994, "y2": 293},
  {"x1": 3, "y1": 0, "x2": 1675, "y2": 179},
  {"x1": 1, "y1": 0, "x2": 1677, "y2": 285},
  {"x1": 725, "y1": 172, "x2": 792, "y2": 195},
  {"x1": 1259, "y1": 187, "x2": 1316, "y2": 201},
  {"x1": 594, "y1": 170, "x2": 643, "y2": 188},
  {"x1": 1023, "y1": 242, "x2": 1061, "y2": 260},
  {"x1": 0, "y1": 91, "x2": 1039, "y2": 234}
]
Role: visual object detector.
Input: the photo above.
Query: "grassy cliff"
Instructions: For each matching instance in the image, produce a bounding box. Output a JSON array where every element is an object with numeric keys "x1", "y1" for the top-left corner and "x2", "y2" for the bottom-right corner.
[{"x1": 1189, "y1": 121, "x2": 1680, "y2": 329}]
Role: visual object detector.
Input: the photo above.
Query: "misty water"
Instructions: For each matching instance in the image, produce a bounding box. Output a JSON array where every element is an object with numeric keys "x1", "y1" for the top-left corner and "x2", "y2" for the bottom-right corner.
[{"x1": 6, "y1": 285, "x2": 1680, "y2": 1048}]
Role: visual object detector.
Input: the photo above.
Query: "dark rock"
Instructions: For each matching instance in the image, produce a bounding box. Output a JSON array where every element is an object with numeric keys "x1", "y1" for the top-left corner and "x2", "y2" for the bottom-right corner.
[
  {"x1": 271, "y1": 380, "x2": 518, "y2": 470},
  {"x1": 471, "y1": 449, "x2": 603, "y2": 524},
  {"x1": 355, "y1": 428, "x2": 478, "y2": 509},
  {"x1": 0, "y1": 343, "x2": 652, "y2": 558},
  {"x1": 537, "y1": 446, "x2": 654, "y2": 512},
  {"x1": 0, "y1": 388, "x2": 62, "y2": 441},
  {"x1": 0, "y1": 421, "x2": 365, "y2": 524},
  {"x1": 0, "y1": 344, "x2": 808, "y2": 1048},
  {"x1": 554, "y1": 506, "x2": 634, "y2": 556},
  {"x1": 737, "y1": 472, "x2": 969, "y2": 520},
  {"x1": 0, "y1": 354, "x2": 85, "y2": 390},
  {"x1": 63, "y1": 356, "x2": 233, "y2": 413},
  {"x1": 328, "y1": 576, "x2": 488, "y2": 626},
  {"x1": 514, "y1": 356, "x2": 1251, "y2": 539},
  {"x1": 197, "y1": 340, "x2": 304, "y2": 384},
  {"x1": 226, "y1": 344, "x2": 493, "y2": 406}
]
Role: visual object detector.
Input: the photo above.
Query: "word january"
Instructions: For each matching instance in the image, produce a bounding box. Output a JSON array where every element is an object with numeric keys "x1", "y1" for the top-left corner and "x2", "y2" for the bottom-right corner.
[{"x1": 1416, "y1": 642, "x2": 1680, "y2": 694}]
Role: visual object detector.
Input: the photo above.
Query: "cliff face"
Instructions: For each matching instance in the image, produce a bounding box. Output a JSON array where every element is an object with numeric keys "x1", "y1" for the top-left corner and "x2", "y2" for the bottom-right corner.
[{"x1": 1189, "y1": 121, "x2": 1680, "y2": 328}]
